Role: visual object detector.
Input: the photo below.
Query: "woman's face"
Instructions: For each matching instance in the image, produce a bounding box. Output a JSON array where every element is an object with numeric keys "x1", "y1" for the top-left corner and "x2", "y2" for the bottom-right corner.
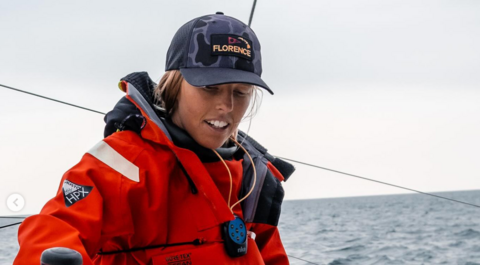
[{"x1": 171, "y1": 80, "x2": 253, "y2": 149}]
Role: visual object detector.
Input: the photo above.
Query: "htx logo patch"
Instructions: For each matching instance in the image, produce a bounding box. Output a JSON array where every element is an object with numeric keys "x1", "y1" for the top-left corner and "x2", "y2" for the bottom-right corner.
[{"x1": 62, "y1": 179, "x2": 93, "y2": 207}]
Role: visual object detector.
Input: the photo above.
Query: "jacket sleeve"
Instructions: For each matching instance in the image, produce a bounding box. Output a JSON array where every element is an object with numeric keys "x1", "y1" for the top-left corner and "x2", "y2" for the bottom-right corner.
[
  {"x1": 252, "y1": 223, "x2": 289, "y2": 265},
  {"x1": 14, "y1": 141, "x2": 131, "y2": 265}
]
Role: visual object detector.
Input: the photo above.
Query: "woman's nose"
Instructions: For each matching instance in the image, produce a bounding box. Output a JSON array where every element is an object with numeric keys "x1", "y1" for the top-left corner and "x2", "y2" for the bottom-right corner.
[{"x1": 216, "y1": 90, "x2": 234, "y2": 112}]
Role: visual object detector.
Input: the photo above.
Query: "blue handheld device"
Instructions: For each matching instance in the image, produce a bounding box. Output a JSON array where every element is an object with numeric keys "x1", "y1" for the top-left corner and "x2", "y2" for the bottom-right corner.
[{"x1": 222, "y1": 215, "x2": 247, "y2": 257}]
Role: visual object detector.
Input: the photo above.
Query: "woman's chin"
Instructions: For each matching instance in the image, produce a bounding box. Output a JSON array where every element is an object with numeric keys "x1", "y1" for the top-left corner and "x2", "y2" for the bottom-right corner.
[{"x1": 192, "y1": 125, "x2": 233, "y2": 149}]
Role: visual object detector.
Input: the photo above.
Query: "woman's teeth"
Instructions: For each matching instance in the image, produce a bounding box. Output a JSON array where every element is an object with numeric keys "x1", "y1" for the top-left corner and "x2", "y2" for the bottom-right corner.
[{"x1": 206, "y1": 120, "x2": 228, "y2": 128}]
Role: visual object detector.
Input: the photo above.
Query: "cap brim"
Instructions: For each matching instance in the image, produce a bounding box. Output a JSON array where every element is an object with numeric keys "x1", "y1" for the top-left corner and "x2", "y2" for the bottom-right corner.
[{"x1": 180, "y1": 68, "x2": 273, "y2": 95}]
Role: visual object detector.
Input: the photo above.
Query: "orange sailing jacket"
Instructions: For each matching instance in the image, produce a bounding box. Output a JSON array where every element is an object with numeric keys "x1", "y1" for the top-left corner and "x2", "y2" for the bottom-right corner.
[{"x1": 14, "y1": 72, "x2": 294, "y2": 265}]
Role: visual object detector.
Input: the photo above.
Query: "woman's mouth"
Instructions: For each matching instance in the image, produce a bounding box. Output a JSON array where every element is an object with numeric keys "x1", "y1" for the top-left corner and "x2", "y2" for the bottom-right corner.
[{"x1": 205, "y1": 120, "x2": 229, "y2": 130}]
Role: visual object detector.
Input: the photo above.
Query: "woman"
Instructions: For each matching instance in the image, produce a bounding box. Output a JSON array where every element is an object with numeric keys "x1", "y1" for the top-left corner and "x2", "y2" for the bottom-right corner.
[{"x1": 15, "y1": 12, "x2": 294, "y2": 265}]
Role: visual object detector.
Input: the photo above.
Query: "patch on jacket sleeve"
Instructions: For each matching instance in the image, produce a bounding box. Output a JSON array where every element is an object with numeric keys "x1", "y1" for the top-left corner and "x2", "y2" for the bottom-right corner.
[{"x1": 62, "y1": 179, "x2": 94, "y2": 207}]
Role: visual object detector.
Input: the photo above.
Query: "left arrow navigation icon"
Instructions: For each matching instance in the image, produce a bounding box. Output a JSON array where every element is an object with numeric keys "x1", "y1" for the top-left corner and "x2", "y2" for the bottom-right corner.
[{"x1": 7, "y1": 193, "x2": 25, "y2": 212}]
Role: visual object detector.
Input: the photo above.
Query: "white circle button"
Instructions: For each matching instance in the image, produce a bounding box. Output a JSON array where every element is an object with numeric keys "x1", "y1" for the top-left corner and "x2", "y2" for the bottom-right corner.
[{"x1": 7, "y1": 193, "x2": 25, "y2": 212}]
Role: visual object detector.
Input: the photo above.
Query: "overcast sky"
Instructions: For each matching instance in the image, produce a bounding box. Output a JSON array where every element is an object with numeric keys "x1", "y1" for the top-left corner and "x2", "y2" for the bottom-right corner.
[{"x1": 1, "y1": 0, "x2": 479, "y2": 215}]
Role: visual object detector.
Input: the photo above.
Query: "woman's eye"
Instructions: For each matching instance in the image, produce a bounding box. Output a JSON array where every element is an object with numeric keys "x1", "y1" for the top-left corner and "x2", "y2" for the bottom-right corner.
[
  {"x1": 203, "y1": 86, "x2": 218, "y2": 92},
  {"x1": 234, "y1": 90, "x2": 247, "y2": 96}
]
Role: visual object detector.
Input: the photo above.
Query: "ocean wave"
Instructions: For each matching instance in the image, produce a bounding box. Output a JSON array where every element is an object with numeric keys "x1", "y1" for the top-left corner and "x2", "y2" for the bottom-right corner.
[
  {"x1": 448, "y1": 240, "x2": 465, "y2": 247},
  {"x1": 455, "y1": 229, "x2": 480, "y2": 239},
  {"x1": 373, "y1": 245, "x2": 408, "y2": 255},
  {"x1": 370, "y1": 255, "x2": 404, "y2": 265},
  {"x1": 468, "y1": 245, "x2": 480, "y2": 252},
  {"x1": 345, "y1": 237, "x2": 361, "y2": 243},
  {"x1": 328, "y1": 258, "x2": 351, "y2": 265},
  {"x1": 315, "y1": 228, "x2": 334, "y2": 235},
  {"x1": 414, "y1": 251, "x2": 434, "y2": 261},
  {"x1": 327, "y1": 254, "x2": 369, "y2": 265},
  {"x1": 333, "y1": 244, "x2": 366, "y2": 252}
]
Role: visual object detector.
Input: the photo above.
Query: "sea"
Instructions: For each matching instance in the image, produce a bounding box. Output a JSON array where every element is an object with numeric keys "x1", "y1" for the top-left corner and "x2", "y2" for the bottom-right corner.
[{"x1": 1, "y1": 190, "x2": 480, "y2": 265}]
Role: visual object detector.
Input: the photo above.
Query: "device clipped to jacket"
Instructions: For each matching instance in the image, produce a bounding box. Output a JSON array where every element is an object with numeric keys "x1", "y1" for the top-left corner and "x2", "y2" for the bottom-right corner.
[{"x1": 222, "y1": 215, "x2": 247, "y2": 257}]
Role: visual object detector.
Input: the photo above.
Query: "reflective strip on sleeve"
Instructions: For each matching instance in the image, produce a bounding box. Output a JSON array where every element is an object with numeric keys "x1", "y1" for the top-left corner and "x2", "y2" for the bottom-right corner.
[{"x1": 87, "y1": 141, "x2": 140, "y2": 182}]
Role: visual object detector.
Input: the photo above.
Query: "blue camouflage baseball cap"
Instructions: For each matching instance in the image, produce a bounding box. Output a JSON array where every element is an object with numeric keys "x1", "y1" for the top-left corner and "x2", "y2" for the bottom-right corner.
[{"x1": 165, "y1": 12, "x2": 273, "y2": 95}]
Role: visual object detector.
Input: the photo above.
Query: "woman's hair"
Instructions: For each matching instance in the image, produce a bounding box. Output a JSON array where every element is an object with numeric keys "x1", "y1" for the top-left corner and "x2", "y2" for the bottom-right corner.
[
  {"x1": 153, "y1": 70, "x2": 262, "y2": 139},
  {"x1": 153, "y1": 70, "x2": 184, "y2": 115}
]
